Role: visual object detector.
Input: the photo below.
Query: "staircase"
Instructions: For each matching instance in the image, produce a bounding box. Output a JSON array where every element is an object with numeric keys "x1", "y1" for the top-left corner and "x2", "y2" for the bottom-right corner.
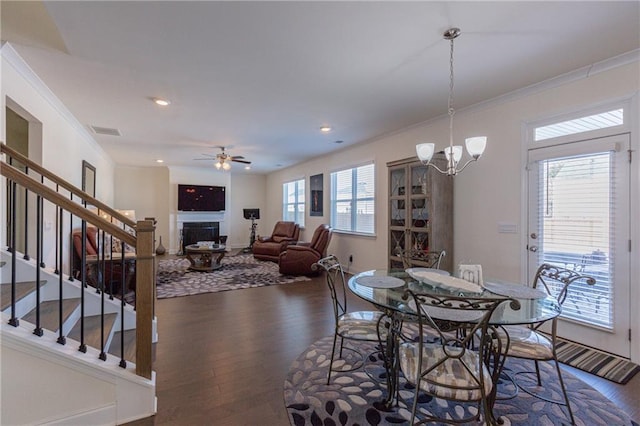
[{"x1": 1, "y1": 144, "x2": 157, "y2": 425}]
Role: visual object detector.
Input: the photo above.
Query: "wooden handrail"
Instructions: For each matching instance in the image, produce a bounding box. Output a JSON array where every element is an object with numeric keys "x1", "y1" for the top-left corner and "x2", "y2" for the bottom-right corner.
[
  {"x1": 1, "y1": 162, "x2": 136, "y2": 246},
  {"x1": 1, "y1": 144, "x2": 135, "y2": 228}
]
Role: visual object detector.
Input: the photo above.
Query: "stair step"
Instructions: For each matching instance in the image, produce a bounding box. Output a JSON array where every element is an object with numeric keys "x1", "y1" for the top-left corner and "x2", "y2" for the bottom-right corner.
[
  {"x1": 109, "y1": 329, "x2": 137, "y2": 363},
  {"x1": 68, "y1": 313, "x2": 118, "y2": 350},
  {"x1": 0, "y1": 281, "x2": 45, "y2": 311},
  {"x1": 22, "y1": 298, "x2": 81, "y2": 333}
]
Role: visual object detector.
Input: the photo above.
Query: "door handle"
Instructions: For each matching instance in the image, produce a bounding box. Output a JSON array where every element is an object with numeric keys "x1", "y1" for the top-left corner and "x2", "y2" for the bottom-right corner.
[{"x1": 529, "y1": 245, "x2": 538, "y2": 252}]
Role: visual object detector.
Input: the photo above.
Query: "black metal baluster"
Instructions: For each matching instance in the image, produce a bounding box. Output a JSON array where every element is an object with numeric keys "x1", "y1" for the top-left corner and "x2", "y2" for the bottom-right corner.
[
  {"x1": 33, "y1": 193, "x2": 43, "y2": 336},
  {"x1": 6, "y1": 157, "x2": 13, "y2": 251},
  {"x1": 68, "y1": 194, "x2": 74, "y2": 282},
  {"x1": 54, "y1": 185, "x2": 60, "y2": 275},
  {"x1": 39, "y1": 176, "x2": 45, "y2": 268},
  {"x1": 78, "y1": 221, "x2": 87, "y2": 353},
  {"x1": 22, "y1": 168, "x2": 30, "y2": 260},
  {"x1": 57, "y1": 206, "x2": 66, "y2": 345},
  {"x1": 108, "y1": 233, "x2": 114, "y2": 300},
  {"x1": 119, "y1": 240, "x2": 127, "y2": 368},
  {"x1": 8, "y1": 181, "x2": 19, "y2": 327},
  {"x1": 99, "y1": 229, "x2": 107, "y2": 361}
]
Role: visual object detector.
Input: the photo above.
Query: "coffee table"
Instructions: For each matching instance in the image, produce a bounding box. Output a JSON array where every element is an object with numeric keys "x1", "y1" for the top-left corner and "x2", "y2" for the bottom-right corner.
[{"x1": 185, "y1": 244, "x2": 226, "y2": 272}]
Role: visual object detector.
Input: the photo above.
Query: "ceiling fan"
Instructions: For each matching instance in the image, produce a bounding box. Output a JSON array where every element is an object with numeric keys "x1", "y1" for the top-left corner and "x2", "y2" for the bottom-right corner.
[{"x1": 194, "y1": 146, "x2": 251, "y2": 170}]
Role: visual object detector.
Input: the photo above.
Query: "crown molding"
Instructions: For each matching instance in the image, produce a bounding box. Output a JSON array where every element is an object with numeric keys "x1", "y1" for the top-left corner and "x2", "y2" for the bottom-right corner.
[{"x1": 1, "y1": 42, "x2": 112, "y2": 165}]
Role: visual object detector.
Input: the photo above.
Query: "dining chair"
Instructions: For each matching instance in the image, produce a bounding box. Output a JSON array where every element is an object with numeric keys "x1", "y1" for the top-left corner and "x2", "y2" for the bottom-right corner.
[
  {"x1": 314, "y1": 255, "x2": 388, "y2": 385},
  {"x1": 457, "y1": 263, "x2": 483, "y2": 286},
  {"x1": 499, "y1": 263, "x2": 596, "y2": 424},
  {"x1": 399, "y1": 289, "x2": 518, "y2": 425},
  {"x1": 400, "y1": 248, "x2": 446, "y2": 270}
]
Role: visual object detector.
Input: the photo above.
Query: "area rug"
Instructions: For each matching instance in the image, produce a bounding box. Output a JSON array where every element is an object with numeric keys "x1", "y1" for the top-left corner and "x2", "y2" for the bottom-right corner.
[
  {"x1": 156, "y1": 254, "x2": 310, "y2": 299},
  {"x1": 284, "y1": 336, "x2": 638, "y2": 426},
  {"x1": 556, "y1": 338, "x2": 640, "y2": 384}
]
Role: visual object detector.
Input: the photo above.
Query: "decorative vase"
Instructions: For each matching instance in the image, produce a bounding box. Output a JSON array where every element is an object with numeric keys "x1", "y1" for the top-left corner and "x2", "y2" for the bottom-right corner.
[{"x1": 155, "y1": 236, "x2": 166, "y2": 255}]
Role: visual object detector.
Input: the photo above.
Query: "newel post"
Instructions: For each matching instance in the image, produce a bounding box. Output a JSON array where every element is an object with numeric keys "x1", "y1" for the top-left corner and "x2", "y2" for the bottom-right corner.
[{"x1": 135, "y1": 219, "x2": 155, "y2": 379}]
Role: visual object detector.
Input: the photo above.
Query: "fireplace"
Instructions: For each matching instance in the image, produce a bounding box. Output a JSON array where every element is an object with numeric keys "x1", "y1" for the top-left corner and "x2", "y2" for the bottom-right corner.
[{"x1": 182, "y1": 222, "x2": 220, "y2": 247}]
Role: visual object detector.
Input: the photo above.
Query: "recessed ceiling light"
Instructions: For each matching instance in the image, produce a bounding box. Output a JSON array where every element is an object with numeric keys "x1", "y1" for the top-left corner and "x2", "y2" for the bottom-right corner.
[
  {"x1": 153, "y1": 98, "x2": 170, "y2": 106},
  {"x1": 156, "y1": 159, "x2": 164, "y2": 163},
  {"x1": 320, "y1": 126, "x2": 332, "y2": 133},
  {"x1": 244, "y1": 165, "x2": 251, "y2": 170}
]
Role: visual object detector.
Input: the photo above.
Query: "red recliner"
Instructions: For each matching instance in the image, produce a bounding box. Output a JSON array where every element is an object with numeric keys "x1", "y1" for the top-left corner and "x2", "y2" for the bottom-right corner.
[
  {"x1": 72, "y1": 227, "x2": 136, "y2": 293},
  {"x1": 252, "y1": 221, "x2": 300, "y2": 262},
  {"x1": 279, "y1": 224, "x2": 332, "y2": 276}
]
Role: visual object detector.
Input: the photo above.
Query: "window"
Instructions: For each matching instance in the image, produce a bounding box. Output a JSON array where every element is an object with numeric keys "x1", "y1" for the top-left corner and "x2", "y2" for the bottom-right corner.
[
  {"x1": 283, "y1": 179, "x2": 305, "y2": 227},
  {"x1": 534, "y1": 108, "x2": 623, "y2": 141},
  {"x1": 330, "y1": 163, "x2": 375, "y2": 235}
]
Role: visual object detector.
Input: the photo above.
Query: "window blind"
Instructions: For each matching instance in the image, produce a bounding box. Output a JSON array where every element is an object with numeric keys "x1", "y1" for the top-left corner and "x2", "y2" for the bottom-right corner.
[
  {"x1": 538, "y1": 152, "x2": 614, "y2": 328},
  {"x1": 331, "y1": 164, "x2": 375, "y2": 235}
]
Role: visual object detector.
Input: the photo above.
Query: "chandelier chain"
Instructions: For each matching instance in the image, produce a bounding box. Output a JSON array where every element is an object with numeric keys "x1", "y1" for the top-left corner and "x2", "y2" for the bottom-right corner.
[
  {"x1": 414, "y1": 27, "x2": 486, "y2": 176},
  {"x1": 448, "y1": 36, "x2": 456, "y2": 153}
]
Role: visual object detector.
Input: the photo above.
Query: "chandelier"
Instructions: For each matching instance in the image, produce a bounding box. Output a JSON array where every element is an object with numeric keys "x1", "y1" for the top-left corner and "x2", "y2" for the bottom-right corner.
[{"x1": 416, "y1": 27, "x2": 486, "y2": 176}]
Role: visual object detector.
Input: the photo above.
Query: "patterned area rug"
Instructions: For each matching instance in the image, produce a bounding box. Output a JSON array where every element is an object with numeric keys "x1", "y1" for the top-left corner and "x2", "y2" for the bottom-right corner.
[
  {"x1": 156, "y1": 254, "x2": 310, "y2": 299},
  {"x1": 556, "y1": 338, "x2": 640, "y2": 384},
  {"x1": 284, "y1": 337, "x2": 637, "y2": 426}
]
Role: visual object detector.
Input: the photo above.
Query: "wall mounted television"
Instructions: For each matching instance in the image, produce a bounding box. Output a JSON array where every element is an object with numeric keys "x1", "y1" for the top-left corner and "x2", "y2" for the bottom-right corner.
[{"x1": 177, "y1": 184, "x2": 226, "y2": 212}]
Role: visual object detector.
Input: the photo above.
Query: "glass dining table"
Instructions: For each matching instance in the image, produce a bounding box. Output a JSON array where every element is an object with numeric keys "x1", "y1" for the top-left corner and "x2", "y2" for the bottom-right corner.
[{"x1": 347, "y1": 268, "x2": 561, "y2": 421}]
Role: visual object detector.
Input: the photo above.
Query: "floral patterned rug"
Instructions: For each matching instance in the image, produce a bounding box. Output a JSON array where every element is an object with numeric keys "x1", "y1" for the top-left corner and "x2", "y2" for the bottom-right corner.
[
  {"x1": 284, "y1": 336, "x2": 638, "y2": 426},
  {"x1": 155, "y1": 254, "x2": 310, "y2": 299}
]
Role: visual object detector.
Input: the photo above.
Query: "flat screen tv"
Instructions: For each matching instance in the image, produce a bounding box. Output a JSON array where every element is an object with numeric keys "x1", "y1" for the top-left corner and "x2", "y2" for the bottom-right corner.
[{"x1": 177, "y1": 184, "x2": 226, "y2": 212}]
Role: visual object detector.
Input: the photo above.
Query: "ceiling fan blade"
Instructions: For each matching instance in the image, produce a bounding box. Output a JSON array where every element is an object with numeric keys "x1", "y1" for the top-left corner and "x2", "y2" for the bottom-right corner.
[
  {"x1": 193, "y1": 158, "x2": 214, "y2": 161},
  {"x1": 230, "y1": 155, "x2": 245, "y2": 160},
  {"x1": 231, "y1": 159, "x2": 251, "y2": 164},
  {"x1": 200, "y1": 153, "x2": 216, "y2": 158}
]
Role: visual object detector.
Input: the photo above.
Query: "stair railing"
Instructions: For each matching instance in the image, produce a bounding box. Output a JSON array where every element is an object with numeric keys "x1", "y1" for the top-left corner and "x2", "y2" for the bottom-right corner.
[{"x1": 1, "y1": 146, "x2": 154, "y2": 379}]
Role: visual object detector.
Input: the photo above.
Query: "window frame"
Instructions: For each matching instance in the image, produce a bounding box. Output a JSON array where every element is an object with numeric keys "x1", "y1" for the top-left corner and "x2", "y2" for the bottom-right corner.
[
  {"x1": 330, "y1": 162, "x2": 376, "y2": 236},
  {"x1": 282, "y1": 178, "x2": 305, "y2": 227}
]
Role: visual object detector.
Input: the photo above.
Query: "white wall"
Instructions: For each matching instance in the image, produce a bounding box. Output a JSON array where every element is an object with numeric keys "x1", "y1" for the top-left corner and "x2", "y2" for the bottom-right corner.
[
  {"x1": 1, "y1": 43, "x2": 115, "y2": 270},
  {"x1": 229, "y1": 173, "x2": 266, "y2": 249},
  {"x1": 114, "y1": 166, "x2": 171, "y2": 250}
]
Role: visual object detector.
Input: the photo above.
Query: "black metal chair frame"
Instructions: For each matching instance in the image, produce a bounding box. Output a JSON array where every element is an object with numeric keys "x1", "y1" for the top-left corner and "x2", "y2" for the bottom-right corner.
[
  {"x1": 314, "y1": 255, "x2": 387, "y2": 385},
  {"x1": 504, "y1": 262, "x2": 596, "y2": 425},
  {"x1": 400, "y1": 289, "x2": 519, "y2": 425}
]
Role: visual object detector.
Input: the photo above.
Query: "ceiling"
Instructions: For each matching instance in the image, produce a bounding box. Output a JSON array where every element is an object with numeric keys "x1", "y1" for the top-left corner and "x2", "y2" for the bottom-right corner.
[{"x1": 2, "y1": 1, "x2": 639, "y2": 174}]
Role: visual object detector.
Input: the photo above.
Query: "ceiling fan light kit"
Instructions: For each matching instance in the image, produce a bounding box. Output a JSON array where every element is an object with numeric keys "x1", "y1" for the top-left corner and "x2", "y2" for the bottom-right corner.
[
  {"x1": 194, "y1": 146, "x2": 251, "y2": 171},
  {"x1": 416, "y1": 27, "x2": 487, "y2": 177}
]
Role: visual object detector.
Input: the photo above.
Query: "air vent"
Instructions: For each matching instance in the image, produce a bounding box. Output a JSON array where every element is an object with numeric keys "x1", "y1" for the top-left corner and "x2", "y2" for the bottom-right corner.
[{"x1": 90, "y1": 125, "x2": 121, "y2": 136}]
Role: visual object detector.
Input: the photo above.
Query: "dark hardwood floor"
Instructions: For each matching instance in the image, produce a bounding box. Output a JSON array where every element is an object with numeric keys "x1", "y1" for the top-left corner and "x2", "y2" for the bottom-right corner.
[{"x1": 127, "y1": 273, "x2": 640, "y2": 425}]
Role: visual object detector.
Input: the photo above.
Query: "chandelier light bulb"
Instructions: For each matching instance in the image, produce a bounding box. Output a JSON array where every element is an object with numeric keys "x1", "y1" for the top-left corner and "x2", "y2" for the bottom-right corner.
[
  {"x1": 465, "y1": 136, "x2": 487, "y2": 158},
  {"x1": 215, "y1": 161, "x2": 222, "y2": 169},
  {"x1": 222, "y1": 161, "x2": 231, "y2": 171},
  {"x1": 416, "y1": 143, "x2": 435, "y2": 162},
  {"x1": 444, "y1": 146, "x2": 463, "y2": 163}
]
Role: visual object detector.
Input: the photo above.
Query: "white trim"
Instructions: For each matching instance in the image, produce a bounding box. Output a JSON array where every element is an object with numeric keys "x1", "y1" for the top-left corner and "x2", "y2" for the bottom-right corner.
[
  {"x1": 0, "y1": 42, "x2": 112, "y2": 167},
  {"x1": 41, "y1": 404, "x2": 116, "y2": 426},
  {"x1": 1, "y1": 319, "x2": 155, "y2": 387}
]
